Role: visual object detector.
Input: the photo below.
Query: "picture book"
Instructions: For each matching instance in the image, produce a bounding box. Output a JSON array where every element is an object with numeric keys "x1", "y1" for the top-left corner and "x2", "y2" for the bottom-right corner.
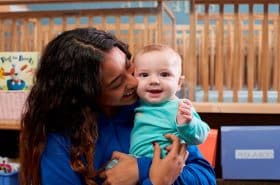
[{"x1": 0, "y1": 52, "x2": 38, "y2": 90}]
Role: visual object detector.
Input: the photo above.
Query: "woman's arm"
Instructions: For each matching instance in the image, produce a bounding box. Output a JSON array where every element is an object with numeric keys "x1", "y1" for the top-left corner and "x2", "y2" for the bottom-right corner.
[
  {"x1": 40, "y1": 134, "x2": 83, "y2": 185},
  {"x1": 102, "y1": 135, "x2": 215, "y2": 185},
  {"x1": 138, "y1": 138, "x2": 216, "y2": 185},
  {"x1": 102, "y1": 134, "x2": 186, "y2": 185},
  {"x1": 174, "y1": 145, "x2": 216, "y2": 185}
]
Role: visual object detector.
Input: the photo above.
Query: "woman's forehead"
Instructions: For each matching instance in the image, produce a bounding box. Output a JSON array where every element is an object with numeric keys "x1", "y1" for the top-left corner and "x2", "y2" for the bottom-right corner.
[
  {"x1": 105, "y1": 47, "x2": 126, "y2": 62},
  {"x1": 101, "y1": 47, "x2": 127, "y2": 85}
]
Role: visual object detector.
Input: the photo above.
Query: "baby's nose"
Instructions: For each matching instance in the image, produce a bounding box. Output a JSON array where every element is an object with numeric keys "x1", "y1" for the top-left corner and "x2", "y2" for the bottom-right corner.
[{"x1": 149, "y1": 75, "x2": 160, "y2": 85}]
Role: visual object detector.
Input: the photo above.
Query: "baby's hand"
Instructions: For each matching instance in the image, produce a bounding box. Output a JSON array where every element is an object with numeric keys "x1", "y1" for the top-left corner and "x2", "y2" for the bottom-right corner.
[{"x1": 176, "y1": 99, "x2": 193, "y2": 125}]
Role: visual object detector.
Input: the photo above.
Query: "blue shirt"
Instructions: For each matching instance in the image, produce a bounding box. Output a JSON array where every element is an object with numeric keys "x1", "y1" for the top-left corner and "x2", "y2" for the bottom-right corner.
[{"x1": 40, "y1": 103, "x2": 216, "y2": 185}]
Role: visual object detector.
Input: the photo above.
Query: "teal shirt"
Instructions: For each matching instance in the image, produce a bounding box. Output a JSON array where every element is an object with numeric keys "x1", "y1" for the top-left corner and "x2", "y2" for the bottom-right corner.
[{"x1": 129, "y1": 99, "x2": 210, "y2": 158}]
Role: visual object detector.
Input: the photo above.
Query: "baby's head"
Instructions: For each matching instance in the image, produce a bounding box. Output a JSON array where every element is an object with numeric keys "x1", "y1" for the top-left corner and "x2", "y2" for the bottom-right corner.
[{"x1": 133, "y1": 44, "x2": 184, "y2": 104}]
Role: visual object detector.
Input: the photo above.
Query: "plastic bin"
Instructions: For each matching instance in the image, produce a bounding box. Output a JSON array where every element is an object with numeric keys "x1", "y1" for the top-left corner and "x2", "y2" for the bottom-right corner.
[
  {"x1": 0, "y1": 171, "x2": 19, "y2": 185},
  {"x1": 221, "y1": 126, "x2": 280, "y2": 180}
]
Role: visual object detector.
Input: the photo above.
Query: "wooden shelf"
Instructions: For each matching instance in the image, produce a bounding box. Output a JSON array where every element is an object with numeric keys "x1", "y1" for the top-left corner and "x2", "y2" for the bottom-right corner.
[
  {"x1": 1, "y1": 103, "x2": 280, "y2": 130},
  {"x1": 193, "y1": 102, "x2": 280, "y2": 114},
  {"x1": 0, "y1": 120, "x2": 20, "y2": 130}
]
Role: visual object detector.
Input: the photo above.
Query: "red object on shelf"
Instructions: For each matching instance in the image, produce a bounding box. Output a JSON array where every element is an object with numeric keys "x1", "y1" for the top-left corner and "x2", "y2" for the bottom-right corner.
[{"x1": 198, "y1": 129, "x2": 218, "y2": 167}]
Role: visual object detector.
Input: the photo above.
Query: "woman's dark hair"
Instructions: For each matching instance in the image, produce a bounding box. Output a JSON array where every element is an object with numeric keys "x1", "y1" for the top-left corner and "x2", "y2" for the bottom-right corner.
[{"x1": 20, "y1": 28, "x2": 131, "y2": 185}]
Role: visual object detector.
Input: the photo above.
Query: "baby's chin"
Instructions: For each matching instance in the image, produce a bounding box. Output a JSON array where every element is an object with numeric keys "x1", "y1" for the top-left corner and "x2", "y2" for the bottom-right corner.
[{"x1": 141, "y1": 96, "x2": 169, "y2": 105}]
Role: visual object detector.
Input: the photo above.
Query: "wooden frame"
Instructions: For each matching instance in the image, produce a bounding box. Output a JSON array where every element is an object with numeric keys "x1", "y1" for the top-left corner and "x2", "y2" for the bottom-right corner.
[
  {"x1": 1, "y1": 0, "x2": 280, "y2": 129},
  {"x1": 0, "y1": 0, "x2": 160, "y2": 5},
  {"x1": 0, "y1": 0, "x2": 175, "y2": 53},
  {"x1": 185, "y1": 0, "x2": 280, "y2": 104},
  {"x1": 0, "y1": 0, "x2": 175, "y2": 130}
]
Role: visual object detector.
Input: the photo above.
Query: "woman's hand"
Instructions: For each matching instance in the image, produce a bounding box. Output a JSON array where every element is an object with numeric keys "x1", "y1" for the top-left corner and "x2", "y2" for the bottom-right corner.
[
  {"x1": 149, "y1": 134, "x2": 188, "y2": 185},
  {"x1": 99, "y1": 152, "x2": 138, "y2": 185}
]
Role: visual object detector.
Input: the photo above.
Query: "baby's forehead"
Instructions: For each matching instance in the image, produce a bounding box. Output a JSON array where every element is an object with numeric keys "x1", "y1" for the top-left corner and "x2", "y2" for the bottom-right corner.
[
  {"x1": 137, "y1": 51, "x2": 180, "y2": 69},
  {"x1": 137, "y1": 48, "x2": 180, "y2": 60},
  {"x1": 156, "y1": 49, "x2": 181, "y2": 66}
]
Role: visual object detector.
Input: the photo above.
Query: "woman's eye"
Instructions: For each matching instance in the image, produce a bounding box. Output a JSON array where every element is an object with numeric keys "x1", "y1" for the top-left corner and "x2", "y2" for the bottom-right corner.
[
  {"x1": 111, "y1": 81, "x2": 122, "y2": 89},
  {"x1": 110, "y1": 77, "x2": 123, "y2": 89},
  {"x1": 160, "y1": 72, "x2": 170, "y2": 77}
]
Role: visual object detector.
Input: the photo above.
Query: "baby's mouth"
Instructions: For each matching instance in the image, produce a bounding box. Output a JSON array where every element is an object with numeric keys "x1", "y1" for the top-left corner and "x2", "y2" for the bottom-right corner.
[{"x1": 147, "y1": 89, "x2": 162, "y2": 94}]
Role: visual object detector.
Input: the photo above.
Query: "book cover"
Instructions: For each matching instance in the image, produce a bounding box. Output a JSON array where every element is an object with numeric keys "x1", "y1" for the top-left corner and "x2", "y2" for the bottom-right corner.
[{"x1": 0, "y1": 52, "x2": 38, "y2": 90}]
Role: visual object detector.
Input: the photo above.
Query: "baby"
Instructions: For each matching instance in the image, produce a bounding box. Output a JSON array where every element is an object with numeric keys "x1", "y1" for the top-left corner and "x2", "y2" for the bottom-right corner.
[
  {"x1": 129, "y1": 44, "x2": 210, "y2": 158},
  {"x1": 105, "y1": 44, "x2": 210, "y2": 169}
]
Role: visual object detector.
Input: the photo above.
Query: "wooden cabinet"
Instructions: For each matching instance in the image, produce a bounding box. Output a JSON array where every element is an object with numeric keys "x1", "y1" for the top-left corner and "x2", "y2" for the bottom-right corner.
[{"x1": 200, "y1": 112, "x2": 280, "y2": 181}]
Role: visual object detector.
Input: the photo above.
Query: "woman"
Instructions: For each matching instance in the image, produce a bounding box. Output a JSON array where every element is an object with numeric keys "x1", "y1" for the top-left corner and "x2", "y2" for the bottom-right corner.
[{"x1": 20, "y1": 28, "x2": 216, "y2": 185}]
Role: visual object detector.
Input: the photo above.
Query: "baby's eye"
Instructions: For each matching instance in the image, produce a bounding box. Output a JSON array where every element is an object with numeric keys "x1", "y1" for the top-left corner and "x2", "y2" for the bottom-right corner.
[
  {"x1": 139, "y1": 73, "x2": 148, "y2": 77},
  {"x1": 160, "y1": 72, "x2": 170, "y2": 77}
]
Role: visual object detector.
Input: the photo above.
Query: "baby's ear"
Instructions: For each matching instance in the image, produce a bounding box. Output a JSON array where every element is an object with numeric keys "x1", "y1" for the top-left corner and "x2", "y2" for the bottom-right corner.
[{"x1": 177, "y1": 75, "x2": 185, "y2": 91}]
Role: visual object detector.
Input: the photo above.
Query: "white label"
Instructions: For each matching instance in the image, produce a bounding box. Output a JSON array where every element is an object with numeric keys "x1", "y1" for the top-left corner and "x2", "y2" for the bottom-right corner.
[{"x1": 235, "y1": 149, "x2": 274, "y2": 159}]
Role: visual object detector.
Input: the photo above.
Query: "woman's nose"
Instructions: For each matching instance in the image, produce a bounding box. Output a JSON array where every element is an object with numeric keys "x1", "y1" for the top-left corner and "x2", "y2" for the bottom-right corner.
[{"x1": 127, "y1": 72, "x2": 138, "y2": 88}]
